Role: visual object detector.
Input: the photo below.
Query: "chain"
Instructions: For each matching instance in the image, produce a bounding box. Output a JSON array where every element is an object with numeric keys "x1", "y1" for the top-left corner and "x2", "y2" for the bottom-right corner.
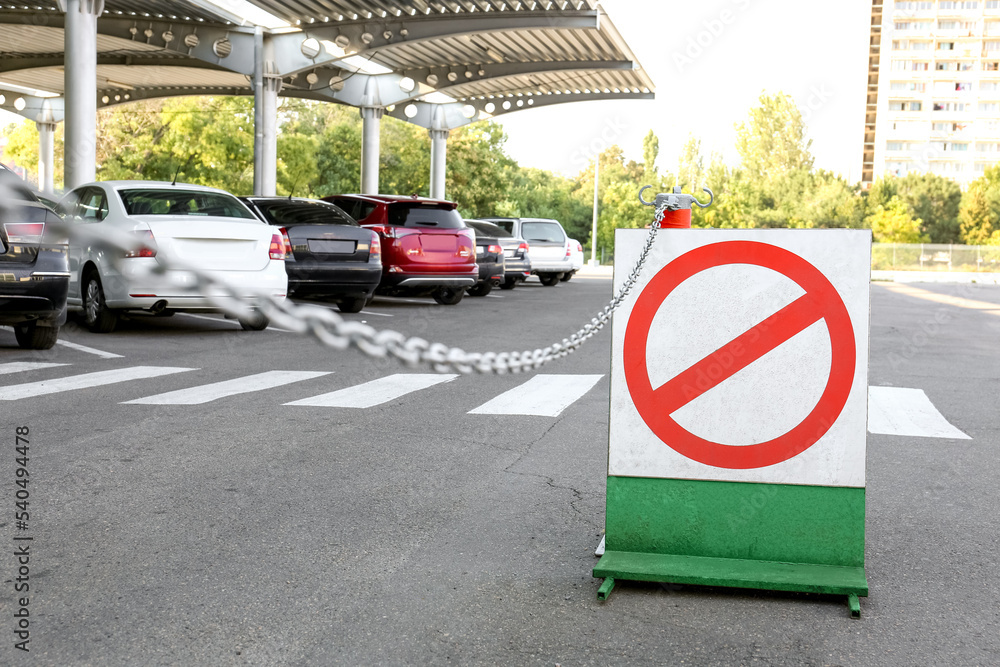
[{"x1": 53, "y1": 206, "x2": 666, "y2": 375}]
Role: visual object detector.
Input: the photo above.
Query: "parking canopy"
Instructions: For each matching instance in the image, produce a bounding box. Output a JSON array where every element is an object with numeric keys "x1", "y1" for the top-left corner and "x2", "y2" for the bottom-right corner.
[{"x1": 0, "y1": 0, "x2": 654, "y2": 195}]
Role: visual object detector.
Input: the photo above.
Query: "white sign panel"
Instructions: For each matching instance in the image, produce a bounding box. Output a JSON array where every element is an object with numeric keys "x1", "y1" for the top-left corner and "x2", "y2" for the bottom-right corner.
[{"x1": 609, "y1": 229, "x2": 871, "y2": 487}]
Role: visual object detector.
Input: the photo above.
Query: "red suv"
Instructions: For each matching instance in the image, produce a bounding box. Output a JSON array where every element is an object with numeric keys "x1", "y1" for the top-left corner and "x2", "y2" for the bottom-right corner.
[{"x1": 324, "y1": 194, "x2": 477, "y2": 305}]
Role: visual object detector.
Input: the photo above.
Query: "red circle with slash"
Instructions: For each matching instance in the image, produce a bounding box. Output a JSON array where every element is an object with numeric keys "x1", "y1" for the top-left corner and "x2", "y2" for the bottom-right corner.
[{"x1": 623, "y1": 240, "x2": 857, "y2": 469}]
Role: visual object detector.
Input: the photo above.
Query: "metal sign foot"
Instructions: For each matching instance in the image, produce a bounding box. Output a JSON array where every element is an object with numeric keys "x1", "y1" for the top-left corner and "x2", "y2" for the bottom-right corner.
[
  {"x1": 597, "y1": 577, "x2": 615, "y2": 600},
  {"x1": 848, "y1": 593, "x2": 861, "y2": 619}
]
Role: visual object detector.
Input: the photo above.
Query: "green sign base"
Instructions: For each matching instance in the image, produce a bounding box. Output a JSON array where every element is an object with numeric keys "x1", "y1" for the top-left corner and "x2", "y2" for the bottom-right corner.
[{"x1": 593, "y1": 476, "x2": 868, "y2": 617}]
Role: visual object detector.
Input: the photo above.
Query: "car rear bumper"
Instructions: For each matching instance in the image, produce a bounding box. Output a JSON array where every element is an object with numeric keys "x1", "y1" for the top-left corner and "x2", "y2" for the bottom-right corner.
[
  {"x1": 287, "y1": 264, "x2": 382, "y2": 296},
  {"x1": 531, "y1": 260, "x2": 575, "y2": 273},
  {"x1": 106, "y1": 260, "x2": 288, "y2": 310},
  {"x1": 476, "y1": 259, "x2": 504, "y2": 283},
  {"x1": 0, "y1": 266, "x2": 69, "y2": 325}
]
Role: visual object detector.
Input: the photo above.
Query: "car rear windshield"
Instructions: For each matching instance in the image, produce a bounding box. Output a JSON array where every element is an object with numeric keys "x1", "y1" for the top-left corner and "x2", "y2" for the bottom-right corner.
[
  {"x1": 521, "y1": 221, "x2": 565, "y2": 243},
  {"x1": 467, "y1": 220, "x2": 512, "y2": 238},
  {"x1": 120, "y1": 189, "x2": 256, "y2": 219},
  {"x1": 387, "y1": 204, "x2": 464, "y2": 228},
  {"x1": 254, "y1": 200, "x2": 358, "y2": 227}
]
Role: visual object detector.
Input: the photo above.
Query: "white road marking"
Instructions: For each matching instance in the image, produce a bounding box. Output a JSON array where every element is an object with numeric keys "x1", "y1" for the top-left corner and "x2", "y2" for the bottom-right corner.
[
  {"x1": 55, "y1": 338, "x2": 124, "y2": 358},
  {"x1": 0, "y1": 362, "x2": 69, "y2": 376},
  {"x1": 285, "y1": 373, "x2": 458, "y2": 408},
  {"x1": 484, "y1": 294, "x2": 504, "y2": 298},
  {"x1": 124, "y1": 370, "x2": 331, "y2": 405},
  {"x1": 0, "y1": 366, "x2": 195, "y2": 401},
  {"x1": 469, "y1": 374, "x2": 605, "y2": 417},
  {"x1": 358, "y1": 310, "x2": 393, "y2": 317},
  {"x1": 868, "y1": 386, "x2": 971, "y2": 439}
]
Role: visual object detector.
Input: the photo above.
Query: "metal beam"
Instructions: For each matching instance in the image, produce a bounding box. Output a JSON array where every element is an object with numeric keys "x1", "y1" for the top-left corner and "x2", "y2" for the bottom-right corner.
[
  {"x1": 0, "y1": 89, "x2": 65, "y2": 123},
  {"x1": 271, "y1": 11, "x2": 600, "y2": 78},
  {"x1": 0, "y1": 53, "x2": 231, "y2": 74},
  {"x1": 384, "y1": 91, "x2": 654, "y2": 130},
  {"x1": 404, "y1": 59, "x2": 634, "y2": 96}
]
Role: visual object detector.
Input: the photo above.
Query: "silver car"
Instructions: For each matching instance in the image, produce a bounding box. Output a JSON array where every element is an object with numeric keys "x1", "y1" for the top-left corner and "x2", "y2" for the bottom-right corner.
[{"x1": 481, "y1": 217, "x2": 574, "y2": 286}]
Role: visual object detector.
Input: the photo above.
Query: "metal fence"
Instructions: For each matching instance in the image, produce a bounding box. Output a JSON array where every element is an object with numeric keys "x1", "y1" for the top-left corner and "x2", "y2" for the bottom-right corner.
[{"x1": 872, "y1": 243, "x2": 1000, "y2": 272}]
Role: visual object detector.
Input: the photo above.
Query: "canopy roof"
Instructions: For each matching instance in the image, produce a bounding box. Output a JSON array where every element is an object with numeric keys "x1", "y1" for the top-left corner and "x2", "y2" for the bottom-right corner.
[{"x1": 0, "y1": 0, "x2": 653, "y2": 128}]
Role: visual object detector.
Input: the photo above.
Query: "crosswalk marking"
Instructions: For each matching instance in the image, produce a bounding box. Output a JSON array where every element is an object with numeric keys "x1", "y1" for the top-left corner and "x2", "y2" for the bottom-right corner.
[
  {"x1": 0, "y1": 366, "x2": 195, "y2": 401},
  {"x1": 0, "y1": 362, "x2": 69, "y2": 376},
  {"x1": 285, "y1": 373, "x2": 458, "y2": 408},
  {"x1": 469, "y1": 374, "x2": 605, "y2": 417},
  {"x1": 55, "y1": 339, "x2": 123, "y2": 359},
  {"x1": 124, "y1": 370, "x2": 332, "y2": 405},
  {"x1": 868, "y1": 386, "x2": 971, "y2": 439}
]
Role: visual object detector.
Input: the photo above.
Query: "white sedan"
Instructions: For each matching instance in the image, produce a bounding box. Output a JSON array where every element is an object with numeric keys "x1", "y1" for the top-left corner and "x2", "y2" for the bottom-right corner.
[{"x1": 59, "y1": 181, "x2": 288, "y2": 332}]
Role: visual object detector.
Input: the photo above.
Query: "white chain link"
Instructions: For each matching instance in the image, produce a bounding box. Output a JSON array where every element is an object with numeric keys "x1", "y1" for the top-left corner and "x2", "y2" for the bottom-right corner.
[{"x1": 54, "y1": 204, "x2": 667, "y2": 374}]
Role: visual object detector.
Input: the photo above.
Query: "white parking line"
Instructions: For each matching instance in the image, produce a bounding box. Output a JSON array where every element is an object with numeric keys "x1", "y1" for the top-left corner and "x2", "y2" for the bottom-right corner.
[
  {"x1": 124, "y1": 370, "x2": 331, "y2": 405},
  {"x1": 285, "y1": 373, "x2": 458, "y2": 408},
  {"x1": 0, "y1": 362, "x2": 69, "y2": 376},
  {"x1": 55, "y1": 338, "x2": 124, "y2": 359},
  {"x1": 868, "y1": 386, "x2": 971, "y2": 439},
  {"x1": 0, "y1": 366, "x2": 196, "y2": 401},
  {"x1": 358, "y1": 310, "x2": 393, "y2": 317},
  {"x1": 469, "y1": 374, "x2": 605, "y2": 417}
]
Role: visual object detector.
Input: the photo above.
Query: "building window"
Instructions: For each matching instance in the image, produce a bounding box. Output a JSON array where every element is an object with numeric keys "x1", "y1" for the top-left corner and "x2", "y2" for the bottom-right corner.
[
  {"x1": 976, "y1": 142, "x2": 1000, "y2": 151},
  {"x1": 890, "y1": 100, "x2": 924, "y2": 111},
  {"x1": 939, "y1": 41, "x2": 955, "y2": 50},
  {"x1": 891, "y1": 81, "x2": 928, "y2": 92},
  {"x1": 956, "y1": 82, "x2": 973, "y2": 91},
  {"x1": 981, "y1": 81, "x2": 1000, "y2": 91},
  {"x1": 933, "y1": 102, "x2": 966, "y2": 110},
  {"x1": 986, "y1": 41, "x2": 1000, "y2": 51},
  {"x1": 979, "y1": 101, "x2": 1000, "y2": 112}
]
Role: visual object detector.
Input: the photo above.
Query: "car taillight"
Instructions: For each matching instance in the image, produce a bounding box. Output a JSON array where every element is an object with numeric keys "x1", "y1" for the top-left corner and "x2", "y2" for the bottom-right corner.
[
  {"x1": 3, "y1": 222, "x2": 45, "y2": 244},
  {"x1": 368, "y1": 224, "x2": 395, "y2": 239},
  {"x1": 279, "y1": 227, "x2": 292, "y2": 257},
  {"x1": 488, "y1": 244, "x2": 502, "y2": 254},
  {"x1": 576, "y1": 241, "x2": 583, "y2": 252},
  {"x1": 269, "y1": 233, "x2": 285, "y2": 260},
  {"x1": 518, "y1": 242, "x2": 529, "y2": 254},
  {"x1": 123, "y1": 229, "x2": 156, "y2": 258},
  {"x1": 565, "y1": 244, "x2": 572, "y2": 257},
  {"x1": 368, "y1": 230, "x2": 381, "y2": 264}
]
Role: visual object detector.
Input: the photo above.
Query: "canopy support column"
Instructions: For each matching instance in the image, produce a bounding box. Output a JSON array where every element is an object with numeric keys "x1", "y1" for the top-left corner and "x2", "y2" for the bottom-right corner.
[
  {"x1": 360, "y1": 106, "x2": 383, "y2": 195},
  {"x1": 36, "y1": 120, "x2": 57, "y2": 195},
  {"x1": 61, "y1": 0, "x2": 103, "y2": 189},
  {"x1": 428, "y1": 106, "x2": 449, "y2": 200},
  {"x1": 253, "y1": 27, "x2": 280, "y2": 196}
]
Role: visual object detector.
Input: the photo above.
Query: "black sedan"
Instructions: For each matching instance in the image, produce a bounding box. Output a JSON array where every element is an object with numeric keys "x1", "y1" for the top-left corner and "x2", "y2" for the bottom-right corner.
[
  {"x1": 463, "y1": 219, "x2": 505, "y2": 297},
  {"x1": 0, "y1": 167, "x2": 69, "y2": 349},
  {"x1": 241, "y1": 197, "x2": 382, "y2": 313},
  {"x1": 465, "y1": 219, "x2": 531, "y2": 290}
]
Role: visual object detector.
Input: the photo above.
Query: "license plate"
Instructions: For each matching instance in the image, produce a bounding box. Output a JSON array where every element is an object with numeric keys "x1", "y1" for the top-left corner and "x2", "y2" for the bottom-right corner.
[
  {"x1": 504, "y1": 249, "x2": 515, "y2": 257},
  {"x1": 308, "y1": 239, "x2": 356, "y2": 254}
]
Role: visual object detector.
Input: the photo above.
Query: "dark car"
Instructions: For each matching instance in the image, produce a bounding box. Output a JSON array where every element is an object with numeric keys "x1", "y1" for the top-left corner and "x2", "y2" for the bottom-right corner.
[
  {"x1": 324, "y1": 194, "x2": 477, "y2": 305},
  {"x1": 0, "y1": 167, "x2": 70, "y2": 349},
  {"x1": 465, "y1": 219, "x2": 532, "y2": 290},
  {"x1": 241, "y1": 197, "x2": 381, "y2": 313},
  {"x1": 463, "y1": 219, "x2": 505, "y2": 297}
]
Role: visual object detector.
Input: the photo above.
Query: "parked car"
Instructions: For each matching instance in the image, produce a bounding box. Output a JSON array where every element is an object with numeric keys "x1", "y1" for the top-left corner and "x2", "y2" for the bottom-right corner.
[
  {"x1": 241, "y1": 197, "x2": 381, "y2": 313},
  {"x1": 564, "y1": 238, "x2": 584, "y2": 281},
  {"x1": 57, "y1": 181, "x2": 288, "y2": 332},
  {"x1": 481, "y1": 217, "x2": 574, "y2": 286},
  {"x1": 461, "y1": 219, "x2": 505, "y2": 296},
  {"x1": 0, "y1": 167, "x2": 69, "y2": 349},
  {"x1": 464, "y1": 219, "x2": 531, "y2": 290},
  {"x1": 323, "y1": 194, "x2": 476, "y2": 305}
]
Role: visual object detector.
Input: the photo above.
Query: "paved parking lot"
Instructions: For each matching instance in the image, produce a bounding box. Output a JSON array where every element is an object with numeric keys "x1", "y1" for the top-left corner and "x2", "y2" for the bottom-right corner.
[{"x1": 1, "y1": 275, "x2": 998, "y2": 666}]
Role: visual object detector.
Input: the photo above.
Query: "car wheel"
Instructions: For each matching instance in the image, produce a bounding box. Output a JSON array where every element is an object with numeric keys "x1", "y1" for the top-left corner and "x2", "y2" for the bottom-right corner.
[
  {"x1": 539, "y1": 273, "x2": 561, "y2": 287},
  {"x1": 337, "y1": 297, "x2": 367, "y2": 314},
  {"x1": 432, "y1": 287, "x2": 464, "y2": 305},
  {"x1": 499, "y1": 278, "x2": 519, "y2": 290},
  {"x1": 467, "y1": 282, "x2": 493, "y2": 297},
  {"x1": 13, "y1": 322, "x2": 59, "y2": 350},
  {"x1": 238, "y1": 311, "x2": 269, "y2": 331},
  {"x1": 560, "y1": 271, "x2": 575, "y2": 282},
  {"x1": 83, "y1": 273, "x2": 118, "y2": 333}
]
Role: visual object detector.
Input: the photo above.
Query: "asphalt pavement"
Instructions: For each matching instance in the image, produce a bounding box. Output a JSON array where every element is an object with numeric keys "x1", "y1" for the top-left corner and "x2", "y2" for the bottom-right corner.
[{"x1": 1, "y1": 273, "x2": 997, "y2": 666}]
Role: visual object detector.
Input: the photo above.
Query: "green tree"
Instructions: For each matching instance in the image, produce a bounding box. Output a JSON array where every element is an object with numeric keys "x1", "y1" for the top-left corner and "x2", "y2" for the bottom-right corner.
[
  {"x1": 641, "y1": 129, "x2": 659, "y2": 180},
  {"x1": 2, "y1": 120, "x2": 65, "y2": 191},
  {"x1": 896, "y1": 172, "x2": 962, "y2": 243},
  {"x1": 445, "y1": 121, "x2": 516, "y2": 217},
  {"x1": 959, "y1": 165, "x2": 1000, "y2": 245},
  {"x1": 866, "y1": 195, "x2": 927, "y2": 243},
  {"x1": 735, "y1": 91, "x2": 814, "y2": 180},
  {"x1": 676, "y1": 134, "x2": 705, "y2": 192}
]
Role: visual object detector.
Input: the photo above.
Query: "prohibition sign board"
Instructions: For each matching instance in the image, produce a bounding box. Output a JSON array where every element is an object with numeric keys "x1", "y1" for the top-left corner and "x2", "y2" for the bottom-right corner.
[
  {"x1": 608, "y1": 228, "x2": 871, "y2": 488},
  {"x1": 623, "y1": 240, "x2": 855, "y2": 470}
]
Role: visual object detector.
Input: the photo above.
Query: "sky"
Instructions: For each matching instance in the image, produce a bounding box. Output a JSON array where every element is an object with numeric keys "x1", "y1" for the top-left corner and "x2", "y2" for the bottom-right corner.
[
  {"x1": 2, "y1": 0, "x2": 872, "y2": 184},
  {"x1": 496, "y1": 0, "x2": 872, "y2": 182}
]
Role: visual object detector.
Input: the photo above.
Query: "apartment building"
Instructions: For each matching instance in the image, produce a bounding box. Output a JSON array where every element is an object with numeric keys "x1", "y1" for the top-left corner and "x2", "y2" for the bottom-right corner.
[{"x1": 869, "y1": 0, "x2": 1000, "y2": 187}]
